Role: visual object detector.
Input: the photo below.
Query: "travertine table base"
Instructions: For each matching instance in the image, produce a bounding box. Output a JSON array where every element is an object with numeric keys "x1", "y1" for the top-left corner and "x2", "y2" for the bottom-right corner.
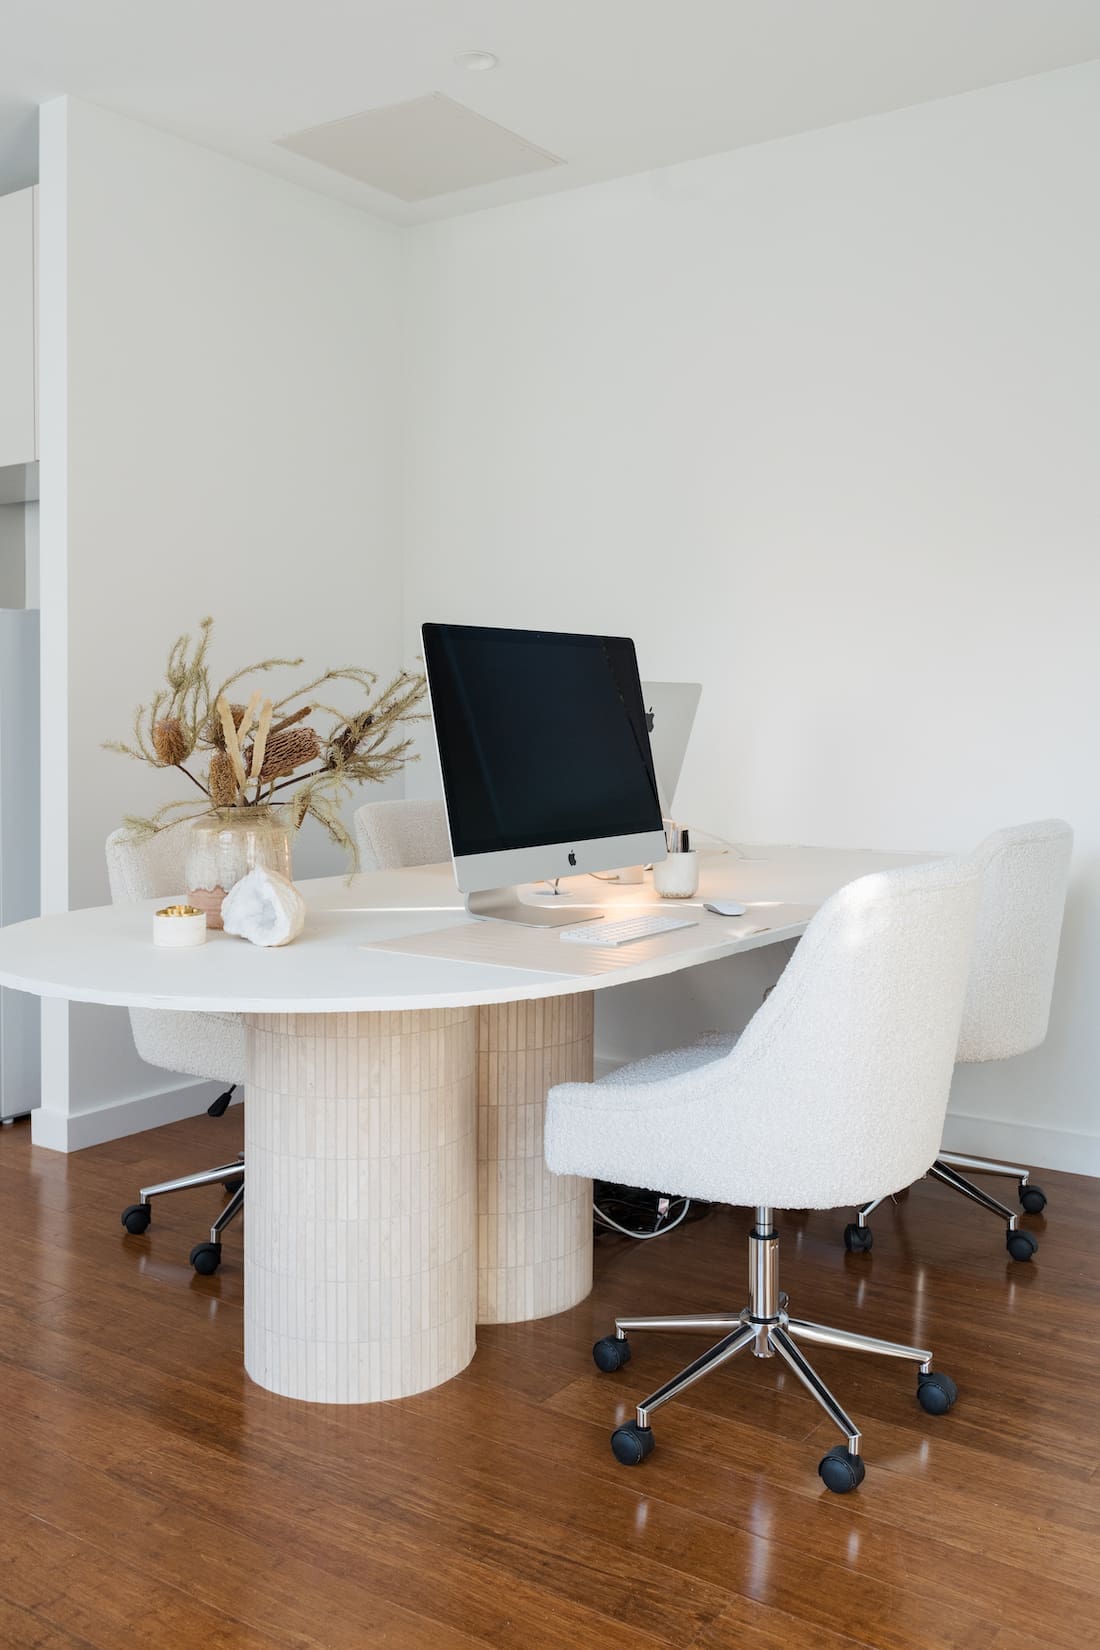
[
  {"x1": 477, "y1": 993, "x2": 594, "y2": 1324},
  {"x1": 244, "y1": 1009, "x2": 478, "y2": 1403},
  {"x1": 243, "y1": 993, "x2": 595, "y2": 1403}
]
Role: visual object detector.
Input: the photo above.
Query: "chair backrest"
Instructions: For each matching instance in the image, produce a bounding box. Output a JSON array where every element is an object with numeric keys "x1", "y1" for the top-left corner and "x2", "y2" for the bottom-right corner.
[
  {"x1": 353, "y1": 798, "x2": 451, "y2": 872},
  {"x1": 105, "y1": 822, "x2": 193, "y2": 903},
  {"x1": 958, "y1": 819, "x2": 1073, "y2": 1064},
  {"x1": 105, "y1": 824, "x2": 245, "y2": 1085},
  {"x1": 722, "y1": 854, "x2": 982, "y2": 1206}
]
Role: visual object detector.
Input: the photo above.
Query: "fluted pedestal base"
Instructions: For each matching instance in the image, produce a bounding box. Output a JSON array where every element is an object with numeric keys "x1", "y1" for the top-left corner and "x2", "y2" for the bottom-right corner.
[
  {"x1": 477, "y1": 994, "x2": 594, "y2": 1323},
  {"x1": 244, "y1": 1009, "x2": 478, "y2": 1403},
  {"x1": 242, "y1": 993, "x2": 595, "y2": 1403}
]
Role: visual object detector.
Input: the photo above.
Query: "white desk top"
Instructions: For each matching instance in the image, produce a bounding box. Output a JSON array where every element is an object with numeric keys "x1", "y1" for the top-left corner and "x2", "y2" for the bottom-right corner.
[{"x1": 0, "y1": 846, "x2": 932, "y2": 1015}]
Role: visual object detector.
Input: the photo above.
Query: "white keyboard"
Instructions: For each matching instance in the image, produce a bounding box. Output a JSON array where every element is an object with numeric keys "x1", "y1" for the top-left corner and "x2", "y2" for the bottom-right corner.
[{"x1": 559, "y1": 914, "x2": 699, "y2": 947}]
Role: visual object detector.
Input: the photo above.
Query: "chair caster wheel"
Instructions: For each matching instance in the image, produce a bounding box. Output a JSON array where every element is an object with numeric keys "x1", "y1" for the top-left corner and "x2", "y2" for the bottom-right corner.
[
  {"x1": 1019, "y1": 1182, "x2": 1046, "y2": 1214},
  {"x1": 917, "y1": 1370, "x2": 958, "y2": 1415},
  {"x1": 593, "y1": 1335, "x2": 632, "y2": 1373},
  {"x1": 610, "y1": 1421, "x2": 654, "y2": 1466},
  {"x1": 1007, "y1": 1228, "x2": 1038, "y2": 1261},
  {"x1": 189, "y1": 1241, "x2": 223, "y2": 1275},
  {"x1": 843, "y1": 1223, "x2": 873, "y2": 1253},
  {"x1": 223, "y1": 1176, "x2": 244, "y2": 1195},
  {"x1": 818, "y1": 1445, "x2": 865, "y2": 1493},
  {"x1": 121, "y1": 1203, "x2": 151, "y2": 1235},
  {"x1": 206, "y1": 1087, "x2": 235, "y2": 1118}
]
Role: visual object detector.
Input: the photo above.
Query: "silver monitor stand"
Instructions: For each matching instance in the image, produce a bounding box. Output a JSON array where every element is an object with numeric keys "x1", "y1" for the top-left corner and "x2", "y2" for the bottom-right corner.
[{"x1": 465, "y1": 886, "x2": 603, "y2": 928}]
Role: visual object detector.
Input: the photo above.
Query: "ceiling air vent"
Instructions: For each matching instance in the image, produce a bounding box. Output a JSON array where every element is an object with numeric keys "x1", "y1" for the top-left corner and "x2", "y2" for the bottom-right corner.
[{"x1": 278, "y1": 93, "x2": 563, "y2": 202}]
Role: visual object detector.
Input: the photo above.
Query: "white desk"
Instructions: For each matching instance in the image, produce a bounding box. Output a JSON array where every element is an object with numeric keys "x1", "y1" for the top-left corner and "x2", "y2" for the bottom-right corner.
[{"x1": 0, "y1": 844, "x2": 929, "y2": 1405}]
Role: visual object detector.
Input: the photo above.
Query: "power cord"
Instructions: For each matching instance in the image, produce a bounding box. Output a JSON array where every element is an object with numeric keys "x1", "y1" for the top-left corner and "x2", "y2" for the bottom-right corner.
[
  {"x1": 594, "y1": 1195, "x2": 691, "y2": 1239},
  {"x1": 593, "y1": 1181, "x2": 709, "y2": 1240}
]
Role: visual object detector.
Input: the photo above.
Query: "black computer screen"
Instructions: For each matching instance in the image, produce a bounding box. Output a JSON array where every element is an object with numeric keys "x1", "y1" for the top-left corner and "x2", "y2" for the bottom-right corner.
[{"x1": 422, "y1": 624, "x2": 663, "y2": 858}]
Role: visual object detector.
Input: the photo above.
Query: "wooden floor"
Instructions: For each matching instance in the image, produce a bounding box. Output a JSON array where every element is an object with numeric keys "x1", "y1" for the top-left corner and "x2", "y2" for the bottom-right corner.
[{"x1": 0, "y1": 1112, "x2": 1097, "y2": 1650}]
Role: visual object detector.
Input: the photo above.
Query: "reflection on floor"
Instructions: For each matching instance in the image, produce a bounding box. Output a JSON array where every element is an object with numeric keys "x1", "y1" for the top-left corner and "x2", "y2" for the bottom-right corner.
[{"x1": 0, "y1": 1109, "x2": 1093, "y2": 1649}]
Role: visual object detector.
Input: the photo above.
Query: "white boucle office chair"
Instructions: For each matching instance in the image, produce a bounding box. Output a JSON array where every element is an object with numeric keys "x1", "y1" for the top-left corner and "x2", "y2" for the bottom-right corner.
[
  {"x1": 353, "y1": 798, "x2": 450, "y2": 871},
  {"x1": 845, "y1": 819, "x2": 1072, "y2": 1263},
  {"x1": 545, "y1": 855, "x2": 981, "y2": 1493},
  {"x1": 106, "y1": 826, "x2": 247, "y2": 1274}
]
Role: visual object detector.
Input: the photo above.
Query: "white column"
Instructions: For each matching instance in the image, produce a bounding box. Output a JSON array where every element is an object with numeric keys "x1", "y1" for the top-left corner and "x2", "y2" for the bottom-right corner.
[
  {"x1": 477, "y1": 992, "x2": 594, "y2": 1323},
  {"x1": 244, "y1": 1008, "x2": 477, "y2": 1403}
]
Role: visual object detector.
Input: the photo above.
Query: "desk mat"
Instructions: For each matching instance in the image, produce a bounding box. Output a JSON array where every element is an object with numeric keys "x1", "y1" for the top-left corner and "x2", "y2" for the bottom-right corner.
[{"x1": 363, "y1": 909, "x2": 812, "y2": 979}]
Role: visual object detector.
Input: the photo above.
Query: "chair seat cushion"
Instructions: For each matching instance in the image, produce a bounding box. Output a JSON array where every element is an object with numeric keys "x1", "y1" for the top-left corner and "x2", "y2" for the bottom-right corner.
[
  {"x1": 545, "y1": 1026, "x2": 924, "y2": 1211},
  {"x1": 598, "y1": 1030, "x2": 738, "y2": 1089}
]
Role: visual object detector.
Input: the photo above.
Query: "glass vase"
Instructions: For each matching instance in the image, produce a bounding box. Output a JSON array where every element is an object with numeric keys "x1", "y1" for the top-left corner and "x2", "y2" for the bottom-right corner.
[{"x1": 186, "y1": 806, "x2": 293, "y2": 930}]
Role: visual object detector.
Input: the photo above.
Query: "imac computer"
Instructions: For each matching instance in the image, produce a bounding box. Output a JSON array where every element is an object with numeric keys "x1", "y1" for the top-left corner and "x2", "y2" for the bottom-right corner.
[
  {"x1": 422, "y1": 622, "x2": 667, "y2": 926},
  {"x1": 640, "y1": 680, "x2": 702, "y2": 817}
]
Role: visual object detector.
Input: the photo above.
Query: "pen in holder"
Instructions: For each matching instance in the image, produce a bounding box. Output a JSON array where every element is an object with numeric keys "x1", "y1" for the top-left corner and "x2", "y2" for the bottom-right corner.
[{"x1": 653, "y1": 825, "x2": 699, "y2": 899}]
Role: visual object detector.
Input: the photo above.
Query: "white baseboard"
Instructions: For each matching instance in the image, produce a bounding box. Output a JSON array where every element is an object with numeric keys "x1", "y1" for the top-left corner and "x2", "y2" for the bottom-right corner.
[
  {"x1": 940, "y1": 1111, "x2": 1100, "y2": 1178},
  {"x1": 30, "y1": 1077, "x2": 237, "y2": 1153}
]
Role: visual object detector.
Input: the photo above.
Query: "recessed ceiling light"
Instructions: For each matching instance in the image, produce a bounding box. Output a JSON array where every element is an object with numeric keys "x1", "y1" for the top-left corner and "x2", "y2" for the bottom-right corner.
[{"x1": 455, "y1": 50, "x2": 498, "y2": 72}]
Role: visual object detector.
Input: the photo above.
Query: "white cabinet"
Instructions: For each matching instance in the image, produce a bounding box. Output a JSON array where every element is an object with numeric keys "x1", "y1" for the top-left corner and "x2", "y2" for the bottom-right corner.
[
  {"x1": 0, "y1": 188, "x2": 36, "y2": 471},
  {"x1": 0, "y1": 609, "x2": 40, "y2": 1118}
]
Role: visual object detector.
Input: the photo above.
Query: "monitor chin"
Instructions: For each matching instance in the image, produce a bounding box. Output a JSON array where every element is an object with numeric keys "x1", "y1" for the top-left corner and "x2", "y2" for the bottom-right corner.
[
  {"x1": 456, "y1": 829, "x2": 667, "y2": 927},
  {"x1": 455, "y1": 832, "x2": 667, "y2": 897}
]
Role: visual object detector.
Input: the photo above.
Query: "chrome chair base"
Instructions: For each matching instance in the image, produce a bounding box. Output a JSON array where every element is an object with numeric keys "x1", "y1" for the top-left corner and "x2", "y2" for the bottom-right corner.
[
  {"x1": 120, "y1": 1153, "x2": 245, "y2": 1274},
  {"x1": 938, "y1": 1149, "x2": 1047, "y2": 1212},
  {"x1": 188, "y1": 1169, "x2": 245, "y2": 1276},
  {"x1": 595, "y1": 1207, "x2": 956, "y2": 1492},
  {"x1": 139, "y1": 1156, "x2": 245, "y2": 1206},
  {"x1": 848, "y1": 1151, "x2": 1044, "y2": 1261}
]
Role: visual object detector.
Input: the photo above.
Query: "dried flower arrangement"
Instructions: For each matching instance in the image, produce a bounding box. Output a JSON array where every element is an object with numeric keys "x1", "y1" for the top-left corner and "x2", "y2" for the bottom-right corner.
[{"x1": 106, "y1": 617, "x2": 429, "y2": 867}]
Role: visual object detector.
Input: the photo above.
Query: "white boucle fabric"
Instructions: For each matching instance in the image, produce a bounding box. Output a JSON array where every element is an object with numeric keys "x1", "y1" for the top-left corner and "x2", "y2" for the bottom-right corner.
[
  {"x1": 957, "y1": 820, "x2": 1072, "y2": 1065},
  {"x1": 353, "y1": 799, "x2": 451, "y2": 872},
  {"x1": 544, "y1": 856, "x2": 981, "y2": 1211},
  {"x1": 105, "y1": 826, "x2": 246, "y2": 1084}
]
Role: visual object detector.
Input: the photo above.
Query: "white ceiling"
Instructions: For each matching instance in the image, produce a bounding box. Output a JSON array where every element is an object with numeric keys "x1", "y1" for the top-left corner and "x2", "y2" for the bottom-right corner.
[{"x1": 1, "y1": 0, "x2": 1099, "y2": 224}]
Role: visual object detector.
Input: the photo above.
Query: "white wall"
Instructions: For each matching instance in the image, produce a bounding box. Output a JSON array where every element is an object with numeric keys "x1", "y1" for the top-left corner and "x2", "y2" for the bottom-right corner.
[
  {"x1": 403, "y1": 61, "x2": 1100, "y2": 1173},
  {"x1": 23, "y1": 500, "x2": 38, "y2": 607},
  {"x1": 36, "y1": 98, "x2": 405, "y2": 1148},
  {"x1": 0, "y1": 505, "x2": 27, "y2": 605},
  {"x1": 0, "y1": 499, "x2": 38, "y2": 607}
]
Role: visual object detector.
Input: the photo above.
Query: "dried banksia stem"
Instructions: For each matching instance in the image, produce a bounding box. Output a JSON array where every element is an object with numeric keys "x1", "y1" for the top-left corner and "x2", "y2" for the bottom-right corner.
[
  {"x1": 236, "y1": 690, "x2": 263, "y2": 748},
  {"x1": 209, "y1": 749, "x2": 239, "y2": 807},
  {"x1": 153, "y1": 717, "x2": 189, "y2": 766},
  {"x1": 218, "y1": 695, "x2": 249, "y2": 792},
  {"x1": 268, "y1": 704, "x2": 312, "y2": 738},
  {"x1": 257, "y1": 727, "x2": 320, "y2": 783},
  {"x1": 202, "y1": 703, "x2": 247, "y2": 749},
  {"x1": 330, "y1": 711, "x2": 374, "y2": 764},
  {"x1": 250, "y1": 699, "x2": 273, "y2": 783},
  {"x1": 107, "y1": 616, "x2": 428, "y2": 872}
]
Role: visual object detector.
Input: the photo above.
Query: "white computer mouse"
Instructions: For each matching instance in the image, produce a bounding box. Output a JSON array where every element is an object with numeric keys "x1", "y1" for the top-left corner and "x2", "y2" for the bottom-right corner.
[{"x1": 703, "y1": 899, "x2": 747, "y2": 917}]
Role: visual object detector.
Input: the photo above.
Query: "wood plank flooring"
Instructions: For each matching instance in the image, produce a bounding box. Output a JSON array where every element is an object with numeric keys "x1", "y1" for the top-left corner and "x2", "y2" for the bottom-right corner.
[{"x1": 0, "y1": 1110, "x2": 1096, "y2": 1650}]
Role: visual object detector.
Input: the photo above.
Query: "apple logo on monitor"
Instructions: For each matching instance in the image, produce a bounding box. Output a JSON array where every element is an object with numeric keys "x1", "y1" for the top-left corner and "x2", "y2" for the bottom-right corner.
[
  {"x1": 568, "y1": 850, "x2": 577, "y2": 866},
  {"x1": 645, "y1": 705, "x2": 655, "y2": 733}
]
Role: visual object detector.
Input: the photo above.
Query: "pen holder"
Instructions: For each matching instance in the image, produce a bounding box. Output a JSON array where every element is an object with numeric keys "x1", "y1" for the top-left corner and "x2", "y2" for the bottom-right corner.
[{"x1": 653, "y1": 851, "x2": 699, "y2": 899}]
